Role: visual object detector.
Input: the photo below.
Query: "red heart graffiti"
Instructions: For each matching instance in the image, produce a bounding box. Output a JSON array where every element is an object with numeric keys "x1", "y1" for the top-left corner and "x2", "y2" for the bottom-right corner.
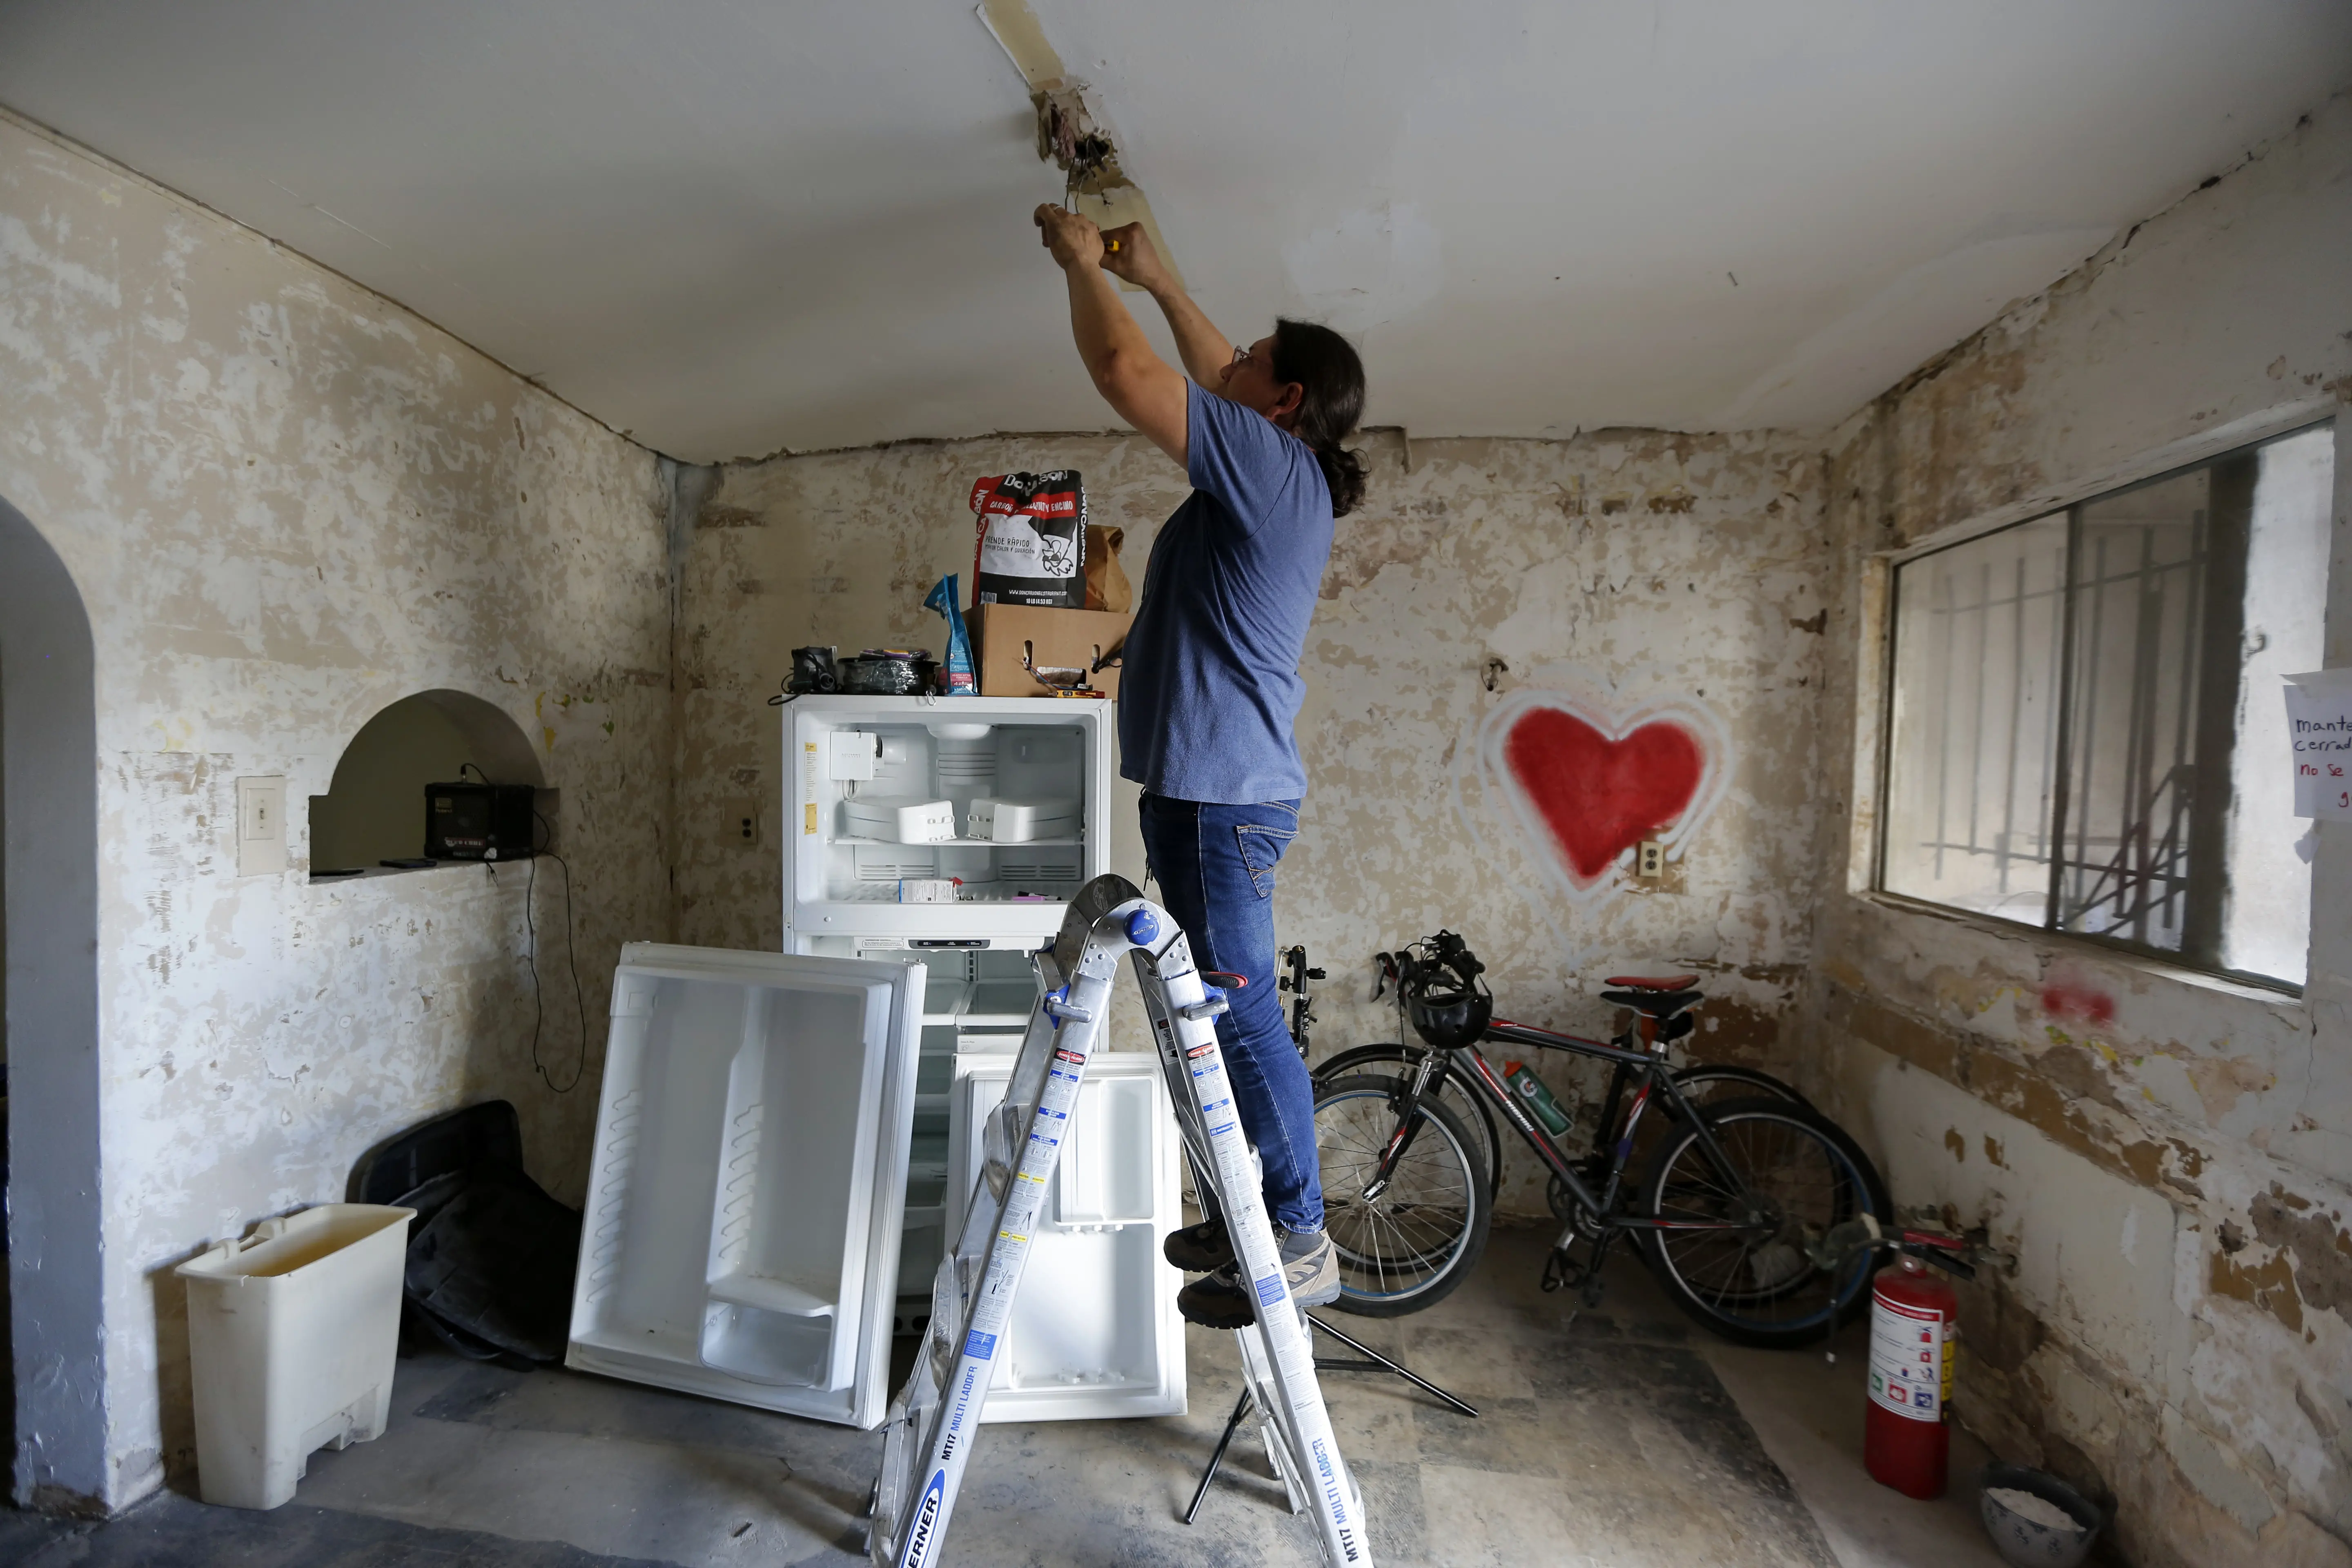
[{"x1": 1501, "y1": 708, "x2": 1705, "y2": 883}]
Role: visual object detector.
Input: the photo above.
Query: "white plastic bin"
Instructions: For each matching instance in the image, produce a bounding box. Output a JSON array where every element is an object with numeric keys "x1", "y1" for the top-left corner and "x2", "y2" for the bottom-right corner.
[{"x1": 175, "y1": 1203, "x2": 414, "y2": 1509}]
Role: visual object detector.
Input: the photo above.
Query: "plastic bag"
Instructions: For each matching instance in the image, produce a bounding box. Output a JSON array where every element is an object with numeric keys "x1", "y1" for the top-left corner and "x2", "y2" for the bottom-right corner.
[{"x1": 926, "y1": 575, "x2": 978, "y2": 695}]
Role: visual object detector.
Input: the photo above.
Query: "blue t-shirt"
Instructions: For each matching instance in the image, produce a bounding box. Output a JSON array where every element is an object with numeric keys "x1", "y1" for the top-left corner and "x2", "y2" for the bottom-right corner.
[{"x1": 1118, "y1": 382, "x2": 1335, "y2": 803}]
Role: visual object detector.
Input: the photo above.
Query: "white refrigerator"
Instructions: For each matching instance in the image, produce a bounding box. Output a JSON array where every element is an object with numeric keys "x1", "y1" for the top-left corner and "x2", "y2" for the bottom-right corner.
[{"x1": 566, "y1": 696, "x2": 1184, "y2": 1428}]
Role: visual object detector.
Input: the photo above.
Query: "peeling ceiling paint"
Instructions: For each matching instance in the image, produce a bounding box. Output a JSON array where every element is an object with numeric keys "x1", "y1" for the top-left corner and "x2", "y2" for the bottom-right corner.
[{"x1": 2, "y1": 0, "x2": 2345, "y2": 460}]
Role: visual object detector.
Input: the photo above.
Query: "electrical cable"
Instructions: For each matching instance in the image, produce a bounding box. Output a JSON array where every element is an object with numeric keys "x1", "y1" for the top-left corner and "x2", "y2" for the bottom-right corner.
[{"x1": 459, "y1": 761, "x2": 586, "y2": 1092}]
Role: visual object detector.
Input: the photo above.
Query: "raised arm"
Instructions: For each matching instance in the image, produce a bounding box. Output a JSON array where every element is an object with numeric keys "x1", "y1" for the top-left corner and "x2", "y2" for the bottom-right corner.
[
  {"x1": 1036, "y1": 205, "x2": 1189, "y2": 468},
  {"x1": 1099, "y1": 222, "x2": 1231, "y2": 388}
]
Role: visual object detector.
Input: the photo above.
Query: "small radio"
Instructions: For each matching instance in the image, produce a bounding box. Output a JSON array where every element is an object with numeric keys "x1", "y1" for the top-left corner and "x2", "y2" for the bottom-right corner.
[{"x1": 424, "y1": 782, "x2": 537, "y2": 861}]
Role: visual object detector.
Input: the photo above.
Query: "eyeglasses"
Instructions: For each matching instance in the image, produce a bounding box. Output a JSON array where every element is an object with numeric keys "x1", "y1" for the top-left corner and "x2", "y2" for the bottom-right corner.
[{"x1": 1230, "y1": 344, "x2": 1254, "y2": 370}]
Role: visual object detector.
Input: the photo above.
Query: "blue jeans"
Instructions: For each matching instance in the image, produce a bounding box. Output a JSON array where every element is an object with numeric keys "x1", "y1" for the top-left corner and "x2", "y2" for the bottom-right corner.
[{"x1": 1137, "y1": 793, "x2": 1323, "y2": 1234}]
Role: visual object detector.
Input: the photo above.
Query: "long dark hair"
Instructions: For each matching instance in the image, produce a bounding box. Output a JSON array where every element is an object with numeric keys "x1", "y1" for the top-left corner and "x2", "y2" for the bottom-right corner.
[{"x1": 1271, "y1": 318, "x2": 1368, "y2": 518}]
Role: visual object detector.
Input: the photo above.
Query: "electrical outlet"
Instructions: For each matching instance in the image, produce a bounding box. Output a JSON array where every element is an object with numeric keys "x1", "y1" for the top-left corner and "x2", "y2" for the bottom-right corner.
[
  {"x1": 237, "y1": 776, "x2": 288, "y2": 875},
  {"x1": 1634, "y1": 839, "x2": 1665, "y2": 882},
  {"x1": 730, "y1": 800, "x2": 763, "y2": 849}
]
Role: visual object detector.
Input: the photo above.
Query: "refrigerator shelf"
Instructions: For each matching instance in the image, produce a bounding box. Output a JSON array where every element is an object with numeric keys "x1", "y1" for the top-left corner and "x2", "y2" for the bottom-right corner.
[
  {"x1": 790, "y1": 901, "x2": 1067, "y2": 938},
  {"x1": 818, "y1": 884, "x2": 1083, "y2": 904},
  {"x1": 917, "y1": 977, "x2": 1040, "y2": 1028},
  {"x1": 835, "y1": 835, "x2": 1084, "y2": 849},
  {"x1": 706, "y1": 1273, "x2": 834, "y2": 1318}
]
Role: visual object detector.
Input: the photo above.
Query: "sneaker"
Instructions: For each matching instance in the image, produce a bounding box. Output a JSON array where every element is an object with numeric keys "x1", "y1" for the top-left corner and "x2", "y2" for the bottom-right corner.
[
  {"x1": 1286, "y1": 1229, "x2": 1342, "y2": 1308},
  {"x1": 1163, "y1": 1218, "x2": 1234, "y2": 1273},
  {"x1": 1176, "y1": 1229, "x2": 1341, "y2": 1327}
]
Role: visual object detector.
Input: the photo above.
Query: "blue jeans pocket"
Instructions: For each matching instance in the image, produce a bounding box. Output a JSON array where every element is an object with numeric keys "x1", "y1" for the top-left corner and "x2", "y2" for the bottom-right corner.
[{"x1": 1233, "y1": 823, "x2": 1295, "y2": 900}]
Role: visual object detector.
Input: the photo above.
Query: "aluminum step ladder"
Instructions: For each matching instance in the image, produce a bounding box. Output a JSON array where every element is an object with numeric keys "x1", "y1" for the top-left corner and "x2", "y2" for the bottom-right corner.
[{"x1": 869, "y1": 874, "x2": 1372, "y2": 1568}]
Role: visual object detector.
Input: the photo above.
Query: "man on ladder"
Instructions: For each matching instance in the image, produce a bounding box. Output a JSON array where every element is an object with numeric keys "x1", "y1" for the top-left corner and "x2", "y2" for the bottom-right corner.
[
  {"x1": 864, "y1": 216, "x2": 1379, "y2": 1568},
  {"x1": 1031, "y1": 201, "x2": 1368, "y2": 1325}
]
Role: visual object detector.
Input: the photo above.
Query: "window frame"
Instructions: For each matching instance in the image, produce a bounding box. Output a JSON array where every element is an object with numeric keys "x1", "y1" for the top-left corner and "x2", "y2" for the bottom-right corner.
[{"x1": 1870, "y1": 415, "x2": 2336, "y2": 997}]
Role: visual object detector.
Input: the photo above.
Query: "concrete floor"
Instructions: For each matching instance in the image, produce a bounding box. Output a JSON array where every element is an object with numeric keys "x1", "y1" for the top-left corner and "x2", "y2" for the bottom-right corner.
[{"x1": 0, "y1": 1225, "x2": 2011, "y2": 1567}]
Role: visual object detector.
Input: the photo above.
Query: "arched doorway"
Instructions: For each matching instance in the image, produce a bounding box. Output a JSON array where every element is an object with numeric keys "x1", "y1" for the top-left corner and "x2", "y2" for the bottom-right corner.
[{"x1": 0, "y1": 496, "x2": 107, "y2": 1512}]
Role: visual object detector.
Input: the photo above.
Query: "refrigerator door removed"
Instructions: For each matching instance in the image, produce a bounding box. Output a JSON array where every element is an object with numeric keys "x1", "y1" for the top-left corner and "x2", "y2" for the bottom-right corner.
[
  {"x1": 947, "y1": 1049, "x2": 1184, "y2": 1421},
  {"x1": 566, "y1": 942, "x2": 927, "y2": 1428}
]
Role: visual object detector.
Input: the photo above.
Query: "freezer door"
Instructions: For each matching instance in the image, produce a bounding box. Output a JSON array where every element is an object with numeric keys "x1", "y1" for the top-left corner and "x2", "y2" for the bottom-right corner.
[
  {"x1": 567, "y1": 942, "x2": 927, "y2": 1428},
  {"x1": 947, "y1": 1051, "x2": 1185, "y2": 1421}
]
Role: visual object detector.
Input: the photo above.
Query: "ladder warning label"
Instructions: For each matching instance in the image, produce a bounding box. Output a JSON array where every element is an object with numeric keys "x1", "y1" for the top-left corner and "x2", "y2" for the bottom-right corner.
[
  {"x1": 962, "y1": 1330, "x2": 997, "y2": 1362},
  {"x1": 1254, "y1": 1273, "x2": 1285, "y2": 1307}
]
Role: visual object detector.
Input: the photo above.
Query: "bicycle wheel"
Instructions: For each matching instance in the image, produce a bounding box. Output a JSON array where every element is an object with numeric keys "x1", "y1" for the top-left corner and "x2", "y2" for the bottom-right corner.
[
  {"x1": 1314, "y1": 1074, "x2": 1491, "y2": 1317},
  {"x1": 1669, "y1": 1064, "x2": 1809, "y2": 1112},
  {"x1": 1313, "y1": 1043, "x2": 1503, "y2": 1198},
  {"x1": 1604, "y1": 1063, "x2": 1813, "y2": 1189},
  {"x1": 1636, "y1": 1097, "x2": 1891, "y2": 1348}
]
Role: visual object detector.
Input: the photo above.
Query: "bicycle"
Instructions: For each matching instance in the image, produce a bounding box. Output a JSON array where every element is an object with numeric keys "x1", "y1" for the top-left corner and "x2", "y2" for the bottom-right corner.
[
  {"x1": 1312, "y1": 948, "x2": 1812, "y2": 1209},
  {"x1": 1312, "y1": 931, "x2": 1892, "y2": 1347}
]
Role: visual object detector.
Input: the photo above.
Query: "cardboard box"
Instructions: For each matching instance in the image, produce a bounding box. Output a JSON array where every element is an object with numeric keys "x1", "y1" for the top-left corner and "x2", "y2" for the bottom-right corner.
[{"x1": 971, "y1": 604, "x2": 1130, "y2": 698}]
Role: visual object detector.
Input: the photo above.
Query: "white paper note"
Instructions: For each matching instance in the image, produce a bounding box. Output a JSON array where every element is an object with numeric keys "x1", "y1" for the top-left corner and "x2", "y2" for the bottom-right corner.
[{"x1": 2285, "y1": 670, "x2": 2352, "y2": 818}]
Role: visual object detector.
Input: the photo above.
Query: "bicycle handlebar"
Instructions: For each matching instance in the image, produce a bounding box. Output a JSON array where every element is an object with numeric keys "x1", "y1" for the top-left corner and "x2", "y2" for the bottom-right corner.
[{"x1": 1388, "y1": 932, "x2": 1487, "y2": 1003}]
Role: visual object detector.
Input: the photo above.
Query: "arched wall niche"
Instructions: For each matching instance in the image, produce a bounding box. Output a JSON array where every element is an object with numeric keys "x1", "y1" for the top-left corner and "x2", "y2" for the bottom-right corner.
[
  {"x1": 308, "y1": 689, "x2": 549, "y2": 873},
  {"x1": 0, "y1": 492, "x2": 108, "y2": 1511}
]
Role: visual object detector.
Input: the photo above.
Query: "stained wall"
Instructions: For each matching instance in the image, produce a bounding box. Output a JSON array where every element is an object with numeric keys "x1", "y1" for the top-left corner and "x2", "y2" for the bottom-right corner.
[
  {"x1": 675, "y1": 425, "x2": 1835, "y2": 1219},
  {"x1": 1804, "y1": 97, "x2": 2352, "y2": 1568},
  {"x1": 0, "y1": 113, "x2": 673, "y2": 1507}
]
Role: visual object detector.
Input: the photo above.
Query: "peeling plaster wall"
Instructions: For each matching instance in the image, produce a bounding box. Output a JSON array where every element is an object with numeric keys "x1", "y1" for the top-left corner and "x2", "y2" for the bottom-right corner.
[
  {"x1": 0, "y1": 114, "x2": 672, "y2": 1508},
  {"x1": 1807, "y1": 97, "x2": 2352, "y2": 1568},
  {"x1": 676, "y1": 426, "x2": 1833, "y2": 1219}
]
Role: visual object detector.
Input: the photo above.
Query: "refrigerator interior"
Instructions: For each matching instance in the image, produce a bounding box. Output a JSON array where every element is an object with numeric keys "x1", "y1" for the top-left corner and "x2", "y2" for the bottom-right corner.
[
  {"x1": 814, "y1": 937, "x2": 1045, "y2": 1310},
  {"x1": 787, "y1": 701, "x2": 1109, "y2": 933},
  {"x1": 947, "y1": 1049, "x2": 1185, "y2": 1422},
  {"x1": 566, "y1": 944, "x2": 924, "y2": 1428}
]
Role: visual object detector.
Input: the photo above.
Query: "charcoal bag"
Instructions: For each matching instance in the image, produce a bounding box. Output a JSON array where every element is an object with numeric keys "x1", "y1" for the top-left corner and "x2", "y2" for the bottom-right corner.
[{"x1": 970, "y1": 470, "x2": 1087, "y2": 608}]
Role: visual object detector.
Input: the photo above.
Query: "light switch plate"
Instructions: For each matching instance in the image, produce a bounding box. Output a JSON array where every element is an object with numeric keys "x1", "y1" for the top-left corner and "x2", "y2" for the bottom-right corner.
[{"x1": 237, "y1": 776, "x2": 289, "y2": 875}]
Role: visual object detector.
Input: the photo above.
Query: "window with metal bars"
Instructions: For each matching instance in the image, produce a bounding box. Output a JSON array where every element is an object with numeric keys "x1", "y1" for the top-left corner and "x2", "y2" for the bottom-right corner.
[{"x1": 1878, "y1": 423, "x2": 2334, "y2": 989}]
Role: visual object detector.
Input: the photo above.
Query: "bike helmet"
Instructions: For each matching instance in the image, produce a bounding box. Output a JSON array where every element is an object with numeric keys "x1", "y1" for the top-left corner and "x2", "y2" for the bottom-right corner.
[{"x1": 1403, "y1": 956, "x2": 1492, "y2": 1049}]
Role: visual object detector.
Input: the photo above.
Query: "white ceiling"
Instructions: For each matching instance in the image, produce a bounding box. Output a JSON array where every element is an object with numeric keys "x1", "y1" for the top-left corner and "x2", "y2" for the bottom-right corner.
[{"x1": 2, "y1": 2, "x2": 2346, "y2": 461}]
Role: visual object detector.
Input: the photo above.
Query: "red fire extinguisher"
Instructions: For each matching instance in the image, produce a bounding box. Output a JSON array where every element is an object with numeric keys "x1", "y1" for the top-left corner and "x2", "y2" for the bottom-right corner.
[{"x1": 1864, "y1": 1240, "x2": 1964, "y2": 1499}]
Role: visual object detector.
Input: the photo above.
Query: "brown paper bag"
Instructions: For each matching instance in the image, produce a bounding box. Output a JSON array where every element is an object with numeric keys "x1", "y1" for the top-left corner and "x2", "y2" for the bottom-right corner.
[{"x1": 1084, "y1": 525, "x2": 1132, "y2": 614}]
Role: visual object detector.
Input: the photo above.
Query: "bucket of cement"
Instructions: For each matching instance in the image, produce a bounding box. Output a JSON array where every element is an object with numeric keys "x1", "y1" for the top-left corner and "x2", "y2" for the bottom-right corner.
[{"x1": 1978, "y1": 1463, "x2": 2100, "y2": 1568}]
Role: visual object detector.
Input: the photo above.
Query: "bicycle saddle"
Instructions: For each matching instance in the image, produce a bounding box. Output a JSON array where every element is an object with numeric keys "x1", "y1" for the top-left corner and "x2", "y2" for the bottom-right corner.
[
  {"x1": 1599, "y1": 987, "x2": 1704, "y2": 1019},
  {"x1": 1603, "y1": 973, "x2": 1698, "y2": 991}
]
